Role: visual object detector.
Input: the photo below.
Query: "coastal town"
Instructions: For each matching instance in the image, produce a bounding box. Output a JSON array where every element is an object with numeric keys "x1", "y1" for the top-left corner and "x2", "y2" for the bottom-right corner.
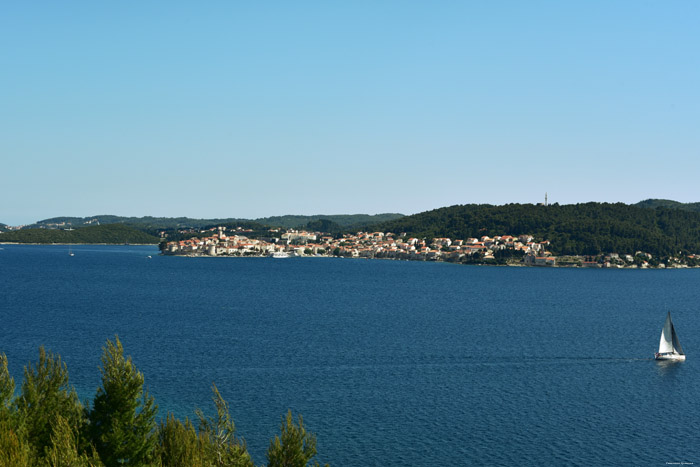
[{"x1": 161, "y1": 226, "x2": 692, "y2": 268}]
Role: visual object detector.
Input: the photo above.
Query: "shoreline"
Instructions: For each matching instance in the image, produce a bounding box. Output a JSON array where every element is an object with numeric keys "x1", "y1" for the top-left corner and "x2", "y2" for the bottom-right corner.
[
  {"x1": 0, "y1": 242, "x2": 158, "y2": 246},
  {"x1": 2, "y1": 243, "x2": 695, "y2": 269},
  {"x1": 160, "y1": 252, "x2": 698, "y2": 269}
]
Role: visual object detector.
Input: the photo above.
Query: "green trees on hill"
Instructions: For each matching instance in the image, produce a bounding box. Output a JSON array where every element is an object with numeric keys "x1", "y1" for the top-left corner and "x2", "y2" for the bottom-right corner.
[
  {"x1": 375, "y1": 203, "x2": 700, "y2": 257},
  {"x1": 303, "y1": 219, "x2": 343, "y2": 236},
  {"x1": 0, "y1": 339, "x2": 327, "y2": 467},
  {"x1": 634, "y1": 199, "x2": 700, "y2": 212},
  {"x1": 0, "y1": 224, "x2": 160, "y2": 245},
  {"x1": 24, "y1": 214, "x2": 405, "y2": 232},
  {"x1": 7, "y1": 201, "x2": 700, "y2": 256}
]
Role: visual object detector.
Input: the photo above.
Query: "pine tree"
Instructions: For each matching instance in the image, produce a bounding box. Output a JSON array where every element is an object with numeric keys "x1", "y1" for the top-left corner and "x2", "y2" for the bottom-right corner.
[
  {"x1": 266, "y1": 411, "x2": 327, "y2": 467},
  {"x1": 0, "y1": 421, "x2": 32, "y2": 467},
  {"x1": 0, "y1": 353, "x2": 15, "y2": 424},
  {"x1": 15, "y1": 347, "x2": 84, "y2": 458},
  {"x1": 87, "y1": 336, "x2": 157, "y2": 466},
  {"x1": 156, "y1": 414, "x2": 205, "y2": 466},
  {"x1": 195, "y1": 384, "x2": 253, "y2": 467},
  {"x1": 44, "y1": 414, "x2": 103, "y2": 467}
]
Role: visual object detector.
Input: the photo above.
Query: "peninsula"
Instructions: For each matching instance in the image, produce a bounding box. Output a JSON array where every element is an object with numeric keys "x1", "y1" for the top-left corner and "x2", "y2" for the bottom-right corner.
[{"x1": 161, "y1": 227, "x2": 697, "y2": 269}]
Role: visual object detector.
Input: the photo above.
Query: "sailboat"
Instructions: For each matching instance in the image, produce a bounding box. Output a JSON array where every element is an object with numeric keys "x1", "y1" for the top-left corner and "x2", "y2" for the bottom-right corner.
[
  {"x1": 655, "y1": 312, "x2": 685, "y2": 361},
  {"x1": 68, "y1": 246, "x2": 75, "y2": 257}
]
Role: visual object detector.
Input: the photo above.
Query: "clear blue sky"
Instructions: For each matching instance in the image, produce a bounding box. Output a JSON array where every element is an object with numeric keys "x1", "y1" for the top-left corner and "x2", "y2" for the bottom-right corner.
[{"x1": 2, "y1": 2, "x2": 699, "y2": 225}]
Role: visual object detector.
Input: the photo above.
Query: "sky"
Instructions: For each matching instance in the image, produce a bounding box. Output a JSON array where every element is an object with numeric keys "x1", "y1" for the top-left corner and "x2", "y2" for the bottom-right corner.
[{"x1": 2, "y1": 2, "x2": 699, "y2": 225}]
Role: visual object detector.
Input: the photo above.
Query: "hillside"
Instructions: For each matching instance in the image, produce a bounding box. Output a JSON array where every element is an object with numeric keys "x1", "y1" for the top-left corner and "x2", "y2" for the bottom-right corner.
[
  {"x1": 0, "y1": 224, "x2": 160, "y2": 244},
  {"x1": 6, "y1": 201, "x2": 700, "y2": 255},
  {"x1": 261, "y1": 213, "x2": 404, "y2": 229},
  {"x1": 633, "y1": 199, "x2": 700, "y2": 212},
  {"x1": 372, "y1": 203, "x2": 700, "y2": 257},
  {"x1": 32, "y1": 215, "x2": 240, "y2": 230},
  {"x1": 28, "y1": 213, "x2": 404, "y2": 231}
]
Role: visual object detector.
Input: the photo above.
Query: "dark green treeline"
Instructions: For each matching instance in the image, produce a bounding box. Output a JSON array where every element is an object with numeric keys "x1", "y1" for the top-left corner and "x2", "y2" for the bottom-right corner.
[
  {"x1": 0, "y1": 338, "x2": 328, "y2": 467},
  {"x1": 376, "y1": 203, "x2": 700, "y2": 257},
  {"x1": 0, "y1": 224, "x2": 160, "y2": 245}
]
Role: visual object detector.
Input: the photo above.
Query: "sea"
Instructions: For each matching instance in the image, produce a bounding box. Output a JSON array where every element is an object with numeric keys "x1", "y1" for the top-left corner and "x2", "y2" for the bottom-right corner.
[{"x1": 2, "y1": 244, "x2": 700, "y2": 466}]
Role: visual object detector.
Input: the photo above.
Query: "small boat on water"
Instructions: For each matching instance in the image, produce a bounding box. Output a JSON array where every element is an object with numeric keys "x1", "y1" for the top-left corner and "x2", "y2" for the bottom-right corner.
[
  {"x1": 270, "y1": 251, "x2": 290, "y2": 259},
  {"x1": 655, "y1": 312, "x2": 685, "y2": 361}
]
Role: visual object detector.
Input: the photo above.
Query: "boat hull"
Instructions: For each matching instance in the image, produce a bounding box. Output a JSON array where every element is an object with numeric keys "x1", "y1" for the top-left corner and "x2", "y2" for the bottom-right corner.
[{"x1": 655, "y1": 353, "x2": 686, "y2": 361}]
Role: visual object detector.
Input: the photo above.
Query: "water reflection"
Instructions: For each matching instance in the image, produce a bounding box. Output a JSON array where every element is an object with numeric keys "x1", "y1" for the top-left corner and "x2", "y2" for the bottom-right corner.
[{"x1": 654, "y1": 359, "x2": 685, "y2": 377}]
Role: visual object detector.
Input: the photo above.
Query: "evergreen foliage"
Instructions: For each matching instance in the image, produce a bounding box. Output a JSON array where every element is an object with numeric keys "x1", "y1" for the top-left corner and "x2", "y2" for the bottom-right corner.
[
  {"x1": 44, "y1": 415, "x2": 103, "y2": 467},
  {"x1": 634, "y1": 199, "x2": 700, "y2": 212},
  {"x1": 0, "y1": 422, "x2": 32, "y2": 467},
  {"x1": 0, "y1": 341, "x2": 316, "y2": 466},
  {"x1": 0, "y1": 224, "x2": 160, "y2": 245},
  {"x1": 33, "y1": 216, "x2": 241, "y2": 230},
  {"x1": 266, "y1": 411, "x2": 327, "y2": 467},
  {"x1": 87, "y1": 336, "x2": 158, "y2": 466},
  {"x1": 15, "y1": 347, "x2": 84, "y2": 459},
  {"x1": 303, "y1": 219, "x2": 343, "y2": 236},
  {"x1": 195, "y1": 385, "x2": 253, "y2": 467},
  {"x1": 0, "y1": 353, "x2": 14, "y2": 423},
  {"x1": 23, "y1": 213, "x2": 404, "y2": 231},
  {"x1": 257, "y1": 214, "x2": 404, "y2": 230},
  {"x1": 156, "y1": 415, "x2": 205, "y2": 466}
]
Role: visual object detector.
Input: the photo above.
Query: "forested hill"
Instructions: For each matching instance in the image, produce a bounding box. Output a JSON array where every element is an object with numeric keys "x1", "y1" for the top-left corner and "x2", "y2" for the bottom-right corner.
[
  {"x1": 31, "y1": 215, "x2": 246, "y2": 230},
  {"x1": 259, "y1": 213, "x2": 404, "y2": 229},
  {"x1": 27, "y1": 213, "x2": 404, "y2": 230},
  {"x1": 0, "y1": 224, "x2": 160, "y2": 244},
  {"x1": 372, "y1": 203, "x2": 700, "y2": 257},
  {"x1": 634, "y1": 199, "x2": 700, "y2": 212}
]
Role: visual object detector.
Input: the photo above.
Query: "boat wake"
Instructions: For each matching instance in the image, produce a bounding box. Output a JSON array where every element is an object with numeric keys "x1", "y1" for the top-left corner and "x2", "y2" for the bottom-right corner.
[{"x1": 463, "y1": 356, "x2": 656, "y2": 367}]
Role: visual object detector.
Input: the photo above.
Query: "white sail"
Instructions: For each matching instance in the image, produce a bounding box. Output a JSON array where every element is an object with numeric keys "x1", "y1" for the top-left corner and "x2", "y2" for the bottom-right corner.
[
  {"x1": 658, "y1": 312, "x2": 675, "y2": 354},
  {"x1": 671, "y1": 323, "x2": 684, "y2": 355},
  {"x1": 656, "y1": 312, "x2": 686, "y2": 360}
]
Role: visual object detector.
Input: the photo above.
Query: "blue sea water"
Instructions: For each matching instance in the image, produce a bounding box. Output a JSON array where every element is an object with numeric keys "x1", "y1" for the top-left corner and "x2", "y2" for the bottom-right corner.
[{"x1": 2, "y1": 244, "x2": 700, "y2": 466}]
